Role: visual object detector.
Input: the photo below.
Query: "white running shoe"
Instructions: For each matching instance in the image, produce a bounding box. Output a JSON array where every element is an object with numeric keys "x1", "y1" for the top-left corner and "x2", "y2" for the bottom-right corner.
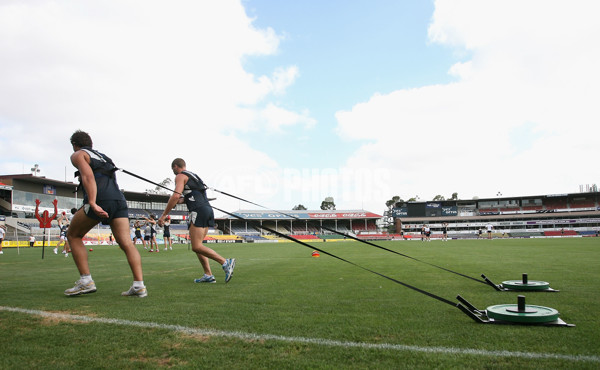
[
  {"x1": 194, "y1": 274, "x2": 216, "y2": 283},
  {"x1": 65, "y1": 253, "x2": 69, "y2": 258},
  {"x1": 222, "y1": 258, "x2": 236, "y2": 283},
  {"x1": 53, "y1": 248, "x2": 58, "y2": 254},
  {"x1": 121, "y1": 285, "x2": 148, "y2": 298},
  {"x1": 64, "y1": 279, "x2": 97, "y2": 296}
]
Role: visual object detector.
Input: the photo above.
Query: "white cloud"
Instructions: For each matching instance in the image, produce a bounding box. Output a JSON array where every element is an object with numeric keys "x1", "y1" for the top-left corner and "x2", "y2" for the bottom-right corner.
[
  {"x1": 335, "y1": 0, "x2": 600, "y2": 203},
  {"x1": 0, "y1": 0, "x2": 309, "y2": 215},
  {"x1": 271, "y1": 66, "x2": 300, "y2": 95},
  {"x1": 260, "y1": 103, "x2": 316, "y2": 132}
]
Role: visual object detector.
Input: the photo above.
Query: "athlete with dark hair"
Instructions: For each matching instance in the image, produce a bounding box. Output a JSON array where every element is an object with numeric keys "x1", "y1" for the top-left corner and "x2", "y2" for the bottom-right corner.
[
  {"x1": 158, "y1": 158, "x2": 235, "y2": 283},
  {"x1": 66, "y1": 130, "x2": 147, "y2": 297},
  {"x1": 163, "y1": 215, "x2": 173, "y2": 251}
]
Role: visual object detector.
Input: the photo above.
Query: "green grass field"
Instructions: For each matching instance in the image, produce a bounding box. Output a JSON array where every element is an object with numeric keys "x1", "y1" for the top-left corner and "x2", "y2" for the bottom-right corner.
[{"x1": 1, "y1": 237, "x2": 599, "y2": 369}]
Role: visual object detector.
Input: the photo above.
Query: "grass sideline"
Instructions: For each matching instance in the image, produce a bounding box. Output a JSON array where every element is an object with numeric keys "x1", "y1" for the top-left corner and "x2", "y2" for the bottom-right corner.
[{"x1": 0, "y1": 238, "x2": 599, "y2": 369}]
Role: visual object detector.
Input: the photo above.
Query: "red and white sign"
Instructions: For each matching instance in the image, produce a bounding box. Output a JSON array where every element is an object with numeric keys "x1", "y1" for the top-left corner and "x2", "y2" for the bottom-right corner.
[{"x1": 308, "y1": 212, "x2": 381, "y2": 219}]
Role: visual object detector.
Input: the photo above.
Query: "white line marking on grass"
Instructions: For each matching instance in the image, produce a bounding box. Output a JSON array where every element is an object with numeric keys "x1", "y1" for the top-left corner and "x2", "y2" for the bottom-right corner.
[{"x1": 2, "y1": 305, "x2": 598, "y2": 364}]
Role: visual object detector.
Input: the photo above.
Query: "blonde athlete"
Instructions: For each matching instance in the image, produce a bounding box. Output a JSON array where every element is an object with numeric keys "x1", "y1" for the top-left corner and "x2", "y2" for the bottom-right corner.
[{"x1": 158, "y1": 158, "x2": 235, "y2": 283}]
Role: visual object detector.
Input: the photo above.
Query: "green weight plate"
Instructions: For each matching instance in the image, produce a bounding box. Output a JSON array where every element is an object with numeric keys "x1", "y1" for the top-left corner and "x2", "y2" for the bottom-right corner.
[
  {"x1": 501, "y1": 280, "x2": 550, "y2": 291},
  {"x1": 486, "y1": 304, "x2": 560, "y2": 323}
]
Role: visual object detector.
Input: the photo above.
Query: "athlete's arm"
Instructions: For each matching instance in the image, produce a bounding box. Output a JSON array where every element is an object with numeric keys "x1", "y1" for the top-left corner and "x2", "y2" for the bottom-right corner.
[{"x1": 158, "y1": 173, "x2": 186, "y2": 226}]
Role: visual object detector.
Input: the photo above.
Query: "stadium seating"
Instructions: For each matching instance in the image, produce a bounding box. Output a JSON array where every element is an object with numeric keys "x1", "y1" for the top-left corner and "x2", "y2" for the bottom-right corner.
[
  {"x1": 291, "y1": 224, "x2": 320, "y2": 233},
  {"x1": 351, "y1": 222, "x2": 377, "y2": 232},
  {"x1": 569, "y1": 200, "x2": 596, "y2": 208},
  {"x1": 544, "y1": 230, "x2": 578, "y2": 237},
  {"x1": 544, "y1": 200, "x2": 568, "y2": 210},
  {"x1": 229, "y1": 224, "x2": 266, "y2": 235},
  {"x1": 289, "y1": 234, "x2": 320, "y2": 240},
  {"x1": 479, "y1": 208, "x2": 499, "y2": 215},
  {"x1": 243, "y1": 235, "x2": 268, "y2": 241}
]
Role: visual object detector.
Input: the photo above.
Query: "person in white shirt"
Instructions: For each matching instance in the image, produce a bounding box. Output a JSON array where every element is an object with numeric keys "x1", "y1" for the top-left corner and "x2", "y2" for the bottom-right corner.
[{"x1": 486, "y1": 223, "x2": 494, "y2": 239}]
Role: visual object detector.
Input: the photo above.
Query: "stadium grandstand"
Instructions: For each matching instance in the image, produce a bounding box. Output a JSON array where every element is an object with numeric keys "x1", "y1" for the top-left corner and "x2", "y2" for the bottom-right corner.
[
  {"x1": 1, "y1": 173, "x2": 599, "y2": 247},
  {"x1": 222, "y1": 210, "x2": 382, "y2": 242},
  {"x1": 389, "y1": 193, "x2": 600, "y2": 240}
]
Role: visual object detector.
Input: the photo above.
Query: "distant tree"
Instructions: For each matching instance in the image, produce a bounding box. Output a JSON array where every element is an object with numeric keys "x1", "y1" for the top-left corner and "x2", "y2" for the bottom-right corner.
[
  {"x1": 407, "y1": 197, "x2": 418, "y2": 202},
  {"x1": 292, "y1": 204, "x2": 307, "y2": 210},
  {"x1": 145, "y1": 178, "x2": 173, "y2": 195},
  {"x1": 385, "y1": 196, "x2": 403, "y2": 210},
  {"x1": 320, "y1": 197, "x2": 336, "y2": 210},
  {"x1": 450, "y1": 192, "x2": 458, "y2": 200},
  {"x1": 432, "y1": 195, "x2": 445, "y2": 201}
]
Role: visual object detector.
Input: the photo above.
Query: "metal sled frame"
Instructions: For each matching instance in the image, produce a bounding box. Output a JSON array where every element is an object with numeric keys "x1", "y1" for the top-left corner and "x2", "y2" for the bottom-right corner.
[
  {"x1": 480, "y1": 274, "x2": 560, "y2": 292},
  {"x1": 455, "y1": 295, "x2": 574, "y2": 327}
]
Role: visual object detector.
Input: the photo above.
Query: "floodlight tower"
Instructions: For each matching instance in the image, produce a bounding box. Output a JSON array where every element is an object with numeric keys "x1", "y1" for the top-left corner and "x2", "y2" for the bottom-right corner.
[{"x1": 31, "y1": 164, "x2": 40, "y2": 176}]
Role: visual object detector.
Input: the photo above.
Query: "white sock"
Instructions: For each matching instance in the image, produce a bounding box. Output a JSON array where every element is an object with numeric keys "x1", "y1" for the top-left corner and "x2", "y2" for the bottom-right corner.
[
  {"x1": 133, "y1": 280, "x2": 145, "y2": 288},
  {"x1": 80, "y1": 274, "x2": 92, "y2": 283}
]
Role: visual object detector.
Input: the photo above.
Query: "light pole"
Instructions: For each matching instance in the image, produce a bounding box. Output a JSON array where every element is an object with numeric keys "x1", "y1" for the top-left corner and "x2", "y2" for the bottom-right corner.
[{"x1": 31, "y1": 164, "x2": 40, "y2": 176}]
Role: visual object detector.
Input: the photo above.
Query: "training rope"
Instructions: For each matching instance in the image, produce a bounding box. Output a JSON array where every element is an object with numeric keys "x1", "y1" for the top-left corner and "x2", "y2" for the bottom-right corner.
[
  {"x1": 211, "y1": 205, "x2": 458, "y2": 307},
  {"x1": 211, "y1": 188, "x2": 486, "y2": 285},
  {"x1": 116, "y1": 168, "x2": 472, "y2": 304}
]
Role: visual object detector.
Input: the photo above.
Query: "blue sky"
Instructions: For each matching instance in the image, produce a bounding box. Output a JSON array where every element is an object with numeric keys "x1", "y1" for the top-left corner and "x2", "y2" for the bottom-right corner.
[
  {"x1": 242, "y1": 0, "x2": 457, "y2": 168},
  {"x1": 0, "y1": 0, "x2": 598, "y2": 215}
]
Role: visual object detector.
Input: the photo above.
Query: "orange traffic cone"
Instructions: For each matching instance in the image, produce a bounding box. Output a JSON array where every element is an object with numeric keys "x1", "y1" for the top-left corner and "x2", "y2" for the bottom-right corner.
[{"x1": 311, "y1": 250, "x2": 320, "y2": 258}]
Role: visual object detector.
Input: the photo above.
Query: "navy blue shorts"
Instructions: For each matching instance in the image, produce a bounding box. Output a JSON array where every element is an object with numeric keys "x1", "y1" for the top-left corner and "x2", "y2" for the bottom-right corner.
[
  {"x1": 84, "y1": 200, "x2": 129, "y2": 225},
  {"x1": 187, "y1": 206, "x2": 215, "y2": 228}
]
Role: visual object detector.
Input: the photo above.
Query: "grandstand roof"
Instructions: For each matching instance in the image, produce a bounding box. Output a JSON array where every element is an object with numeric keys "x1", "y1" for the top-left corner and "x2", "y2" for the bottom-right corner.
[
  {"x1": 0, "y1": 174, "x2": 77, "y2": 189},
  {"x1": 228, "y1": 210, "x2": 382, "y2": 220}
]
